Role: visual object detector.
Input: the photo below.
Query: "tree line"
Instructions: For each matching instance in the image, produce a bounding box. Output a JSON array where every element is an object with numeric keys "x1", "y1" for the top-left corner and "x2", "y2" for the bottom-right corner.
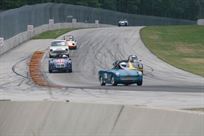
[{"x1": 0, "y1": 0, "x2": 203, "y2": 20}]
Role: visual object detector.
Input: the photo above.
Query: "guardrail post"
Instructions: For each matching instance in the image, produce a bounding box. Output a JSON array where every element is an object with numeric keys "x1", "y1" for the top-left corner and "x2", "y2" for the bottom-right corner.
[
  {"x1": 0, "y1": 37, "x2": 4, "y2": 47},
  {"x1": 197, "y1": 19, "x2": 204, "y2": 25},
  {"x1": 72, "y1": 18, "x2": 77, "y2": 28},
  {"x1": 27, "y1": 25, "x2": 34, "y2": 39},
  {"x1": 49, "y1": 19, "x2": 55, "y2": 30},
  {"x1": 95, "y1": 20, "x2": 99, "y2": 27}
]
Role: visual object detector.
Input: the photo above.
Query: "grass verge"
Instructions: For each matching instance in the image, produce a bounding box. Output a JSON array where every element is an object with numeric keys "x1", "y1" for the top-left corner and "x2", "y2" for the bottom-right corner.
[
  {"x1": 32, "y1": 28, "x2": 77, "y2": 39},
  {"x1": 140, "y1": 25, "x2": 204, "y2": 77},
  {"x1": 184, "y1": 108, "x2": 204, "y2": 112}
]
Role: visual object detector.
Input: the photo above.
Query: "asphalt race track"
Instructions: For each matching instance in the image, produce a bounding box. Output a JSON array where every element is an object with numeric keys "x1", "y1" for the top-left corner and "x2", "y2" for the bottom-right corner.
[
  {"x1": 0, "y1": 27, "x2": 203, "y2": 108},
  {"x1": 42, "y1": 27, "x2": 204, "y2": 92}
]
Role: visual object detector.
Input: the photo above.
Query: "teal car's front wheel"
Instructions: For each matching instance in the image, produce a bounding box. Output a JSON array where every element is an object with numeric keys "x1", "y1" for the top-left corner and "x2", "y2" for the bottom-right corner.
[
  {"x1": 111, "y1": 76, "x2": 117, "y2": 86},
  {"x1": 99, "y1": 76, "x2": 106, "y2": 86}
]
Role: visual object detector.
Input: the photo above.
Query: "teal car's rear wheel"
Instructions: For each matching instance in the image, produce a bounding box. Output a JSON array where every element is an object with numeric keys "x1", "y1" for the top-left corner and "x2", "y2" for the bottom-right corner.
[
  {"x1": 137, "y1": 80, "x2": 143, "y2": 86},
  {"x1": 111, "y1": 76, "x2": 117, "y2": 86},
  {"x1": 99, "y1": 76, "x2": 106, "y2": 86}
]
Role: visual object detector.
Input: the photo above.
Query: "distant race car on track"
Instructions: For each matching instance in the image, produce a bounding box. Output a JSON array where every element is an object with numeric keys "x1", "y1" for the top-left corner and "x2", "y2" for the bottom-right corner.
[
  {"x1": 98, "y1": 60, "x2": 143, "y2": 86},
  {"x1": 49, "y1": 40, "x2": 69, "y2": 58},
  {"x1": 118, "y1": 19, "x2": 128, "y2": 26},
  {"x1": 49, "y1": 55, "x2": 72, "y2": 73},
  {"x1": 64, "y1": 35, "x2": 77, "y2": 50}
]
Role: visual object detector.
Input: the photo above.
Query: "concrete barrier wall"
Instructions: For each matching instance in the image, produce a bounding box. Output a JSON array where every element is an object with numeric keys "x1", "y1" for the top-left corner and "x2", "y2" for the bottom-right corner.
[
  {"x1": 0, "y1": 102, "x2": 203, "y2": 136},
  {"x1": 0, "y1": 22, "x2": 112, "y2": 56},
  {"x1": 0, "y1": 3, "x2": 195, "y2": 40},
  {"x1": 197, "y1": 19, "x2": 204, "y2": 25}
]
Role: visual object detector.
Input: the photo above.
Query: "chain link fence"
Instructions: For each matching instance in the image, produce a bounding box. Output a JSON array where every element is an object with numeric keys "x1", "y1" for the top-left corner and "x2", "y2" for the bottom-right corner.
[{"x1": 0, "y1": 3, "x2": 195, "y2": 40}]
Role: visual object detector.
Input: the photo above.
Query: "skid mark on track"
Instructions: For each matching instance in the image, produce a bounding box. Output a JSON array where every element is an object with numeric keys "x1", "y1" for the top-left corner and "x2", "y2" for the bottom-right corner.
[
  {"x1": 111, "y1": 105, "x2": 124, "y2": 132},
  {"x1": 12, "y1": 55, "x2": 30, "y2": 79},
  {"x1": 17, "y1": 79, "x2": 26, "y2": 87},
  {"x1": 143, "y1": 64, "x2": 154, "y2": 77},
  {"x1": 0, "y1": 79, "x2": 22, "y2": 87}
]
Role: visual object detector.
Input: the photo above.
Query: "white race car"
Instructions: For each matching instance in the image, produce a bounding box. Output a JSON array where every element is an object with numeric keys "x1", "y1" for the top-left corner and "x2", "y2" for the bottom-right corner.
[
  {"x1": 118, "y1": 20, "x2": 128, "y2": 26},
  {"x1": 64, "y1": 35, "x2": 77, "y2": 50},
  {"x1": 49, "y1": 40, "x2": 69, "y2": 58}
]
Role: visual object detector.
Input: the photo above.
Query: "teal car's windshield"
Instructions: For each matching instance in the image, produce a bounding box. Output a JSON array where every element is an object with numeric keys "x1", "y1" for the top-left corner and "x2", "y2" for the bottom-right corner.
[{"x1": 113, "y1": 61, "x2": 127, "y2": 69}]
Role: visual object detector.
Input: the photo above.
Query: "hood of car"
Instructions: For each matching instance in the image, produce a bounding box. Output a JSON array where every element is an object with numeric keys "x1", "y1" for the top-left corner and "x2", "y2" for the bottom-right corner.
[
  {"x1": 50, "y1": 46, "x2": 68, "y2": 51},
  {"x1": 119, "y1": 21, "x2": 127, "y2": 23},
  {"x1": 110, "y1": 69, "x2": 141, "y2": 76},
  {"x1": 55, "y1": 59, "x2": 66, "y2": 64},
  {"x1": 67, "y1": 41, "x2": 76, "y2": 46},
  {"x1": 50, "y1": 58, "x2": 69, "y2": 64}
]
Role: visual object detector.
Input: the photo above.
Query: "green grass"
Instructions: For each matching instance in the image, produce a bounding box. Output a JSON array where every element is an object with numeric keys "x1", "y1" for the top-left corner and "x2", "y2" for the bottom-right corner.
[
  {"x1": 140, "y1": 25, "x2": 204, "y2": 77},
  {"x1": 32, "y1": 28, "x2": 77, "y2": 39}
]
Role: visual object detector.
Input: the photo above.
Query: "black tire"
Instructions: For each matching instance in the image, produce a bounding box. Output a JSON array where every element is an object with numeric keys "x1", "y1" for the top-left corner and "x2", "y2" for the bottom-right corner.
[
  {"x1": 137, "y1": 80, "x2": 143, "y2": 86},
  {"x1": 48, "y1": 64, "x2": 52, "y2": 73},
  {"x1": 111, "y1": 76, "x2": 117, "y2": 86},
  {"x1": 66, "y1": 69, "x2": 72, "y2": 73},
  {"x1": 99, "y1": 76, "x2": 105, "y2": 86}
]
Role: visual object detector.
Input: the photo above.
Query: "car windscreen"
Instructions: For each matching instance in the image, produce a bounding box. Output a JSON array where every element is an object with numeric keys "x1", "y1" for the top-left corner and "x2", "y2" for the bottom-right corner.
[
  {"x1": 65, "y1": 36, "x2": 74, "y2": 41},
  {"x1": 132, "y1": 56, "x2": 138, "y2": 60},
  {"x1": 51, "y1": 41, "x2": 65, "y2": 46}
]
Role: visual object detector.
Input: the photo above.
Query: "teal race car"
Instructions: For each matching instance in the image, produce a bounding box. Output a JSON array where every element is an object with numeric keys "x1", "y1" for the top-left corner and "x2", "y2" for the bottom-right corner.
[{"x1": 98, "y1": 60, "x2": 143, "y2": 86}]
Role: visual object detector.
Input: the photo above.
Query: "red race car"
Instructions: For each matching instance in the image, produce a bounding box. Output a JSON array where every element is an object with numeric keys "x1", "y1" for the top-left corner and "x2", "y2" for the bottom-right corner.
[{"x1": 64, "y1": 35, "x2": 77, "y2": 50}]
